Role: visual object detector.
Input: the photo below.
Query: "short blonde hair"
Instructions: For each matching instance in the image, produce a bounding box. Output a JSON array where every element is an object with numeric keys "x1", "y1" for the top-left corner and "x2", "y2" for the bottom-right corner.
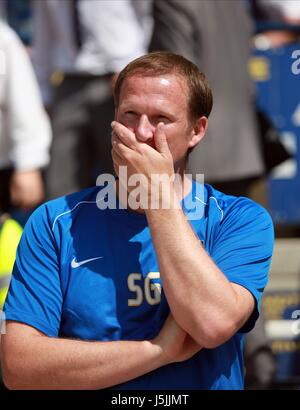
[{"x1": 114, "y1": 51, "x2": 213, "y2": 123}]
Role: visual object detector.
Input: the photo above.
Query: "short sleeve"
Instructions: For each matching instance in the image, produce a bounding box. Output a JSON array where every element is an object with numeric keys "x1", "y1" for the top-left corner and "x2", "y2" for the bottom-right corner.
[
  {"x1": 210, "y1": 198, "x2": 274, "y2": 333},
  {"x1": 3, "y1": 204, "x2": 62, "y2": 336}
]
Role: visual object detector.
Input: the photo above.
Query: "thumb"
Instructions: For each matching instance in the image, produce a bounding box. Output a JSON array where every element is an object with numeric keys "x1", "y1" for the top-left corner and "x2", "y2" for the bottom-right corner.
[{"x1": 154, "y1": 122, "x2": 170, "y2": 156}]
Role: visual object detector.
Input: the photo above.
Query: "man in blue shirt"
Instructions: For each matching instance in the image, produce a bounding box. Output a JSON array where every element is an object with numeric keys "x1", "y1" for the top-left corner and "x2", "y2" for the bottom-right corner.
[{"x1": 1, "y1": 52, "x2": 274, "y2": 390}]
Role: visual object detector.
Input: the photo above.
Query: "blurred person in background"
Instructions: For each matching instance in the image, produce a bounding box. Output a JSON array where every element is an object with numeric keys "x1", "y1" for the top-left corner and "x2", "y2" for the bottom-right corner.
[
  {"x1": 0, "y1": 19, "x2": 51, "y2": 216},
  {"x1": 150, "y1": 0, "x2": 276, "y2": 389},
  {"x1": 32, "y1": 0, "x2": 153, "y2": 199},
  {"x1": 0, "y1": 18, "x2": 51, "y2": 389},
  {"x1": 252, "y1": 0, "x2": 300, "y2": 49}
]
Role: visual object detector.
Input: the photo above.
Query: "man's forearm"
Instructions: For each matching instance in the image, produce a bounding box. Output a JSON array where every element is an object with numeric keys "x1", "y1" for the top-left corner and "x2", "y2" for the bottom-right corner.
[
  {"x1": 1, "y1": 328, "x2": 167, "y2": 390},
  {"x1": 145, "y1": 185, "x2": 247, "y2": 347}
]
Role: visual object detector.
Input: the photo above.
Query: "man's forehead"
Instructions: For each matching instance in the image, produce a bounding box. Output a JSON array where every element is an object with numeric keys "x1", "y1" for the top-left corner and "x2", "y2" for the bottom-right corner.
[
  {"x1": 120, "y1": 72, "x2": 188, "y2": 98},
  {"x1": 159, "y1": 78, "x2": 172, "y2": 86}
]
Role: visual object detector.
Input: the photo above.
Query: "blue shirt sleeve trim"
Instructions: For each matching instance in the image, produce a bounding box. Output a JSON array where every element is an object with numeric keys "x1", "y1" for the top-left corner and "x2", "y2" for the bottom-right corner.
[
  {"x1": 4, "y1": 308, "x2": 59, "y2": 337},
  {"x1": 229, "y1": 280, "x2": 261, "y2": 333}
]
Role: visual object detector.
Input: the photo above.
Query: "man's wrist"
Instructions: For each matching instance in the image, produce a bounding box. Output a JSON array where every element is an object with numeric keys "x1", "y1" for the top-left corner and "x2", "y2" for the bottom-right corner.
[
  {"x1": 145, "y1": 339, "x2": 171, "y2": 368},
  {"x1": 144, "y1": 180, "x2": 180, "y2": 214}
]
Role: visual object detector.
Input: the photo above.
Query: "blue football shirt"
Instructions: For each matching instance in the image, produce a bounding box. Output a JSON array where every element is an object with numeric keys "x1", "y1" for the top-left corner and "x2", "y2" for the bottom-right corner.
[{"x1": 3, "y1": 181, "x2": 274, "y2": 389}]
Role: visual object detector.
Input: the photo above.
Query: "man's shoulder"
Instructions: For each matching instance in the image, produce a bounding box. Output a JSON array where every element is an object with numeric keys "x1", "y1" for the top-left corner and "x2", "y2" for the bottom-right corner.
[
  {"x1": 202, "y1": 184, "x2": 274, "y2": 256},
  {"x1": 47, "y1": 186, "x2": 101, "y2": 209},
  {"x1": 204, "y1": 183, "x2": 273, "y2": 227},
  {"x1": 29, "y1": 186, "x2": 102, "y2": 231}
]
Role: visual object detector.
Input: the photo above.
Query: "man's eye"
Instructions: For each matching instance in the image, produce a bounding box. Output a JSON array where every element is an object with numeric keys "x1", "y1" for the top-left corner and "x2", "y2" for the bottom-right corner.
[
  {"x1": 157, "y1": 116, "x2": 170, "y2": 123},
  {"x1": 125, "y1": 111, "x2": 137, "y2": 116}
]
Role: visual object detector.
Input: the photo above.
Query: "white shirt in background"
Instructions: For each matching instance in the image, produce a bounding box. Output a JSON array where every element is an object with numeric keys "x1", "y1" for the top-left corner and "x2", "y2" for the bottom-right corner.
[
  {"x1": 0, "y1": 20, "x2": 51, "y2": 171},
  {"x1": 257, "y1": 0, "x2": 300, "y2": 21},
  {"x1": 32, "y1": 0, "x2": 153, "y2": 105}
]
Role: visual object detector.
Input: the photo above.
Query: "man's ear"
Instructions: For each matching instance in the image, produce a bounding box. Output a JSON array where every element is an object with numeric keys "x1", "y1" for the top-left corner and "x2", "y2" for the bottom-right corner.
[{"x1": 188, "y1": 116, "x2": 208, "y2": 149}]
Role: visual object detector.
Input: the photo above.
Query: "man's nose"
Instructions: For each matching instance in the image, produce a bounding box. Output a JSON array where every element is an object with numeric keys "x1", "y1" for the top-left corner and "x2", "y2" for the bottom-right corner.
[{"x1": 135, "y1": 114, "x2": 154, "y2": 143}]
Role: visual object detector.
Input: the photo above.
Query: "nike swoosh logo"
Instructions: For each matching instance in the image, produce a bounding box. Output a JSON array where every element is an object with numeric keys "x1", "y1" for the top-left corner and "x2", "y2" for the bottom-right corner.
[{"x1": 71, "y1": 256, "x2": 103, "y2": 268}]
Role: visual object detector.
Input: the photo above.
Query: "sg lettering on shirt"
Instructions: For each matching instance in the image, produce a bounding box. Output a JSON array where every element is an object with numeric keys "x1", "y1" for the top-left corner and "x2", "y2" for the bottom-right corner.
[{"x1": 127, "y1": 272, "x2": 161, "y2": 306}]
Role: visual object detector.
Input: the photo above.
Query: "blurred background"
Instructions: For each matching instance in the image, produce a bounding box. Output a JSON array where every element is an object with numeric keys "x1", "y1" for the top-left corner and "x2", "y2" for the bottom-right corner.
[{"x1": 1, "y1": 0, "x2": 300, "y2": 390}]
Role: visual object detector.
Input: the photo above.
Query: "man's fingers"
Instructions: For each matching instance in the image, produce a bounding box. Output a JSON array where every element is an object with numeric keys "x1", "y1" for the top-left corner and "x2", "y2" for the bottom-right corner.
[
  {"x1": 111, "y1": 146, "x2": 124, "y2": 166},
  {"x1": 111, "y1": 149, "x2": 123, "y2": 176},
  {"x1": 111, "y1": 121, "x2": 137, "y2": 149},
  {"x1": 112, "y1": 132, "x2": 133, "y2": 158},
  {"x1": 111, "y1": 147, "x2": 127, "y2": 177},
  {"x1": 154, "y1": 122, "x2": 171, "y2": 156}
]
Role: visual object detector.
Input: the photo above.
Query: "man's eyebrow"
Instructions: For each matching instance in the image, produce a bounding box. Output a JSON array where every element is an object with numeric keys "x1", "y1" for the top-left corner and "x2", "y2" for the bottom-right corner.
[
  {"x1": 154, "y1": 112, "x2": 173, "y2": 118},
  {"x1": 118, "y1": 102, "x2": 138, "y2": 111},
  {"x1": 119, "y1": 101, "x2": 179, "y2": 120},
  {"x1": 153, "y1": 111, "x2": 177, "y2": 121},
  {"x1": 120, "y1": 106, "x2": 173, "y2": 117}
]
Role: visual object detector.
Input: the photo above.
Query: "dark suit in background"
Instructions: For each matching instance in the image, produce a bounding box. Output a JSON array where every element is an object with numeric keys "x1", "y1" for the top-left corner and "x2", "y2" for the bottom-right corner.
[{"x1": 150, "y1": 0, "x2": 265, "y2": 192}]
